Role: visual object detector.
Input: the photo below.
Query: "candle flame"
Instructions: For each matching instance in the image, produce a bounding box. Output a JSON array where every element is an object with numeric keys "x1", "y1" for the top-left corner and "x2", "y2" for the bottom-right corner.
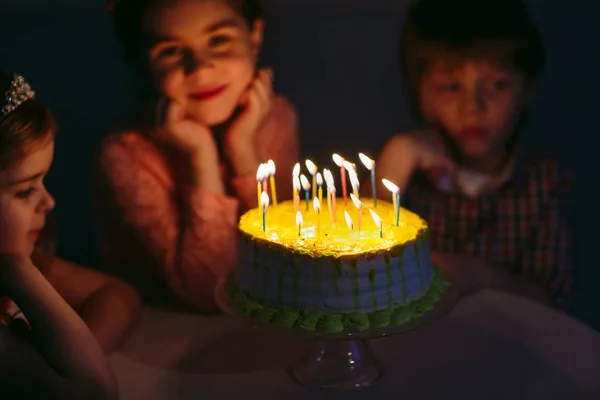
[
  {"x1": 348, "y1": 169, "x2": 360, "y2": 191},
  {"x1": 296, "y1": 210, "x2": 303, "y2": 227},
  {"x1": 260, "y1": 191, "x2": 270, "y2": 208},
  {"x1": 316, "y1": 172, "x2": 323, "y2": 186},
  {"x1": 332, "y1": 153, "x2": 344, "y2": 167},
  {"x1": 369, "y1": 208, "x2": 382, "y2": 228},
  {"x1": 358, "y1": 153, "x2": 375, "y2": 170},
  {"x1": 266, "y1": 159, "x2": 276, "y2": 176},
  {"x1": 342, "y1": 160, "x2": 356, "y2": 172},
  {"x1": 300, "y1": 174, "x2": 311, "y2": 190},
  {"x1": 305, "y1": 159, "x2": 317, "y2": 175},
  {"x1": 323, "y1": 168, "x2": 334, "y2": 186},
  {"x1": 344, "y1": 210, "x2": 353, "y2": 230},
  {"x1": 313, "y1": 197, "x2": 320, "y2": 212},
  {"x1": 350, "y1": 193, "x2": 362, "y2": 209},
  {"x1": 327, "y1": 184, "x2": 336, "y2": 193},
  {"x1": 293, "y1": 175, "x2": 301, "y2": 192},
  {"x1": 256, "y1": 163, "x2": 266, "y2": 182},
  {"x1": 381, "y1": 178, "x2": 400, "y2": 194},
  {"x1": 292, "y1": 162, "x2": 300, "y2": 177}
]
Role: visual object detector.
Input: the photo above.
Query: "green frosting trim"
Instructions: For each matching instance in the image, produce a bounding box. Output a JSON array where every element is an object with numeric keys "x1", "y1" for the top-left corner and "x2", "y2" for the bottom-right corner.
[{"x1": 224, "y1": 266, "x2": 449, "y2": 334}]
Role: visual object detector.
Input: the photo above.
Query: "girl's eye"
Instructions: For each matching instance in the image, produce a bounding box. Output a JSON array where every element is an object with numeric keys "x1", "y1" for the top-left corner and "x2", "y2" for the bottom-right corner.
[
  {"x1": 15, "y1": 187, "x2": 37, "y2": 199},
  {"x1": 209, "y1": 35, "x2": 230, "y2": 48}
]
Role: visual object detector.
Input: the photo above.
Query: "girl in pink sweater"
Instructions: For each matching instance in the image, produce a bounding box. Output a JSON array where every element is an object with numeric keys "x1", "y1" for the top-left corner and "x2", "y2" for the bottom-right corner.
[{"x1": 98, "y1": 0, "x2": 299, "y2": 311}]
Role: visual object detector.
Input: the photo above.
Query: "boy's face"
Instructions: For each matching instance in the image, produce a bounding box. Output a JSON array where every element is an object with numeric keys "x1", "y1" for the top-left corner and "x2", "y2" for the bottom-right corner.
[
  {"x1": 0, "y1": 140, "x2": 55, "y2": 255},
  {"x1": 419, "y1": 59, "x2": 532, "y2": 162},
  {"x1": 145, "y1": 0, "x2": 263, "y2": 126}
]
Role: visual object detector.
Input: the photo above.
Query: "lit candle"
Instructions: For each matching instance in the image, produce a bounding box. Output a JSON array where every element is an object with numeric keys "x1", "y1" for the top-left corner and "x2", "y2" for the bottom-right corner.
[
  {"x1": 259, "y1": 163, "x2": 268, "y2": 193},
  {"x1": 293, "y1": 175, "x2": 301, "y2": 212},
  {"x1": 359, "y1": 153, "x2": 376, "y2": 207},
  {"x1": 344, "y1": 210, "x2": 353, "y2": 231},
  {"x1": 292, "y1": 162, "x2": 300, "y2": 201},
  {"x1": 305, "y1": 159, "x2": 317, "y2": 200},
  {"x1": 348, "y1": 168, "x2": 360, "y2": 199},
  {"x1": 313, "y1": 197, "x2": 321, "y2": 240},
  {"x1": 369, "y1": 208, "x2": 383, "y2": 238},
  {"x1": 382, "y1": 178, "x2": 401, "y2": 226},
  {"x1": 323, "y1": 169, "x2": 336, "y2": 223},
  {"x1": 296, "y1": 210, "x2": 303, "y2": 236},
  {"x1": 261, "y1": 191, "x2": 269, "y2": 232},
  {"x1": 256, "y1": 164, "x2": 264, "y2": 208},
  {"x1": 350, "y1": 193, "x2": 363, "y2": 232},
  {"x1": 266, "y1": 159, "x2": 277, "y2": 206},
  {"x1": 316, "y1": 172, "x2": 323, "y2": 210},
  {"x1": 332, "y1": 153, "x2": 348, "y2": 207},
  {"x1": 300, "y1": 174, "x2": 311, "y2": 211}
]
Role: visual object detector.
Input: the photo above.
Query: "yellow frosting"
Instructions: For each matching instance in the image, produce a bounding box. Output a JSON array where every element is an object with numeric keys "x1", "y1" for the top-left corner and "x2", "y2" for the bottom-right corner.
[{"x1": 238, "y1": 198, "x2": 428, "y2": 257}]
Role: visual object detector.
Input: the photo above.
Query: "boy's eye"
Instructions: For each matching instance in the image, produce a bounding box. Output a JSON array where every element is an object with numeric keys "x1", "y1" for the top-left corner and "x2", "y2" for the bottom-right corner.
[
  {"x1": 15, "y1": 187, "x2": 37, "y2": 199},
  {"x1": 158, "y1": 46, "x2": 183, "y2": 59},
  {"x1": 492, "y1": 79, "x2": 510, "y2": 90},
  {"x1": 209, "y1": 35, "x2": 230, "y2": 48}
]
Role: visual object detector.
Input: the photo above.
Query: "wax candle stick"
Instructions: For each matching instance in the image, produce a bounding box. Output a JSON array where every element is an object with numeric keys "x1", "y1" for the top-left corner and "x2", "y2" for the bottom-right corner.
[
  {"x1": 350, "y1": 193, "x2": 363, "y2": 233},
  {"x1": 296, "y1": 210, "x2": 303, "y2": 236},
  {"x1": 300, "y1": 174, "x2": 311, "y2": 211},
  {"x1": 293, "y1": 175, "x2": 301, "y2": 212},
  {"x1": 305, "y1": 159, "x2": 317, "y2": 200},
  {"x1": 369, "y1": 208, "x2": 383, "y2": 238},
  {"x1": 292, "y1": 162, "x2": 300, "y2": 205},
  {"x1": 323, "y1": 169, "x2": 337, "y2": 223},
  {"x1": 261, "y1": 191, "x2": 269, "y2": 232},
  {"x1": 313, "y1": 197, "x2": 321, "y2": 240},
  {"x1": 256, "y1": 164, "x2": 264, "y2": 208},
  {"x1": 266, "y1": 159, "x2": 277, "y2": 206},
  {"x1": 326, "y1": 185, "x2": 333, "y2": 227},
  {"x1": 359, "y1": 153, "x2": 376, "y2": 207},
  {"x1": 382, "y1": 178, "x2": 401, "y2": 226},
  {"x1": 316, "y1": 172, "x2": 323, "y2": 211},
  {"x1": 332, "y1": 154, "x2": 348, "y2": 207}
]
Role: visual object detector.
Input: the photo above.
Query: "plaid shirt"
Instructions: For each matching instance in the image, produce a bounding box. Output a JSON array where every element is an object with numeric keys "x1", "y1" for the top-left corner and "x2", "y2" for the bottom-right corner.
[{"x1": 406, "y1": 150, "x2": 574, "y2": 308}]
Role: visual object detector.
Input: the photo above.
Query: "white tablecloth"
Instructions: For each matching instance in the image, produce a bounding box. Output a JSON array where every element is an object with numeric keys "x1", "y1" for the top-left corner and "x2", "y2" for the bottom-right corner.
[{"x1": 110, "y1": 290, "x2": 600, "y2": 399}]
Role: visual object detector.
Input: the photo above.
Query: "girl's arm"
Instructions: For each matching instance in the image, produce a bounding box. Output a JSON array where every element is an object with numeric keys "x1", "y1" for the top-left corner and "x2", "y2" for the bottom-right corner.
[
  {"x1": 36, "y1": 253, "x2": 141, "y2": 353},
  {"x1": 98, "y1": 135, "x2": 238, "y2": 311},
  {"x1": 0, "y1": 254, "x2": 117, "y2": 399},
  {"x1": 229, "y1": 97, "x2": 299, "y2": 212}
]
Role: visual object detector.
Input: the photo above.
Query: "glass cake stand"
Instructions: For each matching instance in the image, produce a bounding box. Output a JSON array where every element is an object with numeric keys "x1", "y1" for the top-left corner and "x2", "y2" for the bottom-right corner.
[{"x1": 215, "y1": 273, "x2": 458, "y2": 390}]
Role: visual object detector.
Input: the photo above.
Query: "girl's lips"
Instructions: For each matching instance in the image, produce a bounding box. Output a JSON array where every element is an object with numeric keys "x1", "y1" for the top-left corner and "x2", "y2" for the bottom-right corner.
[
  {"x1": 29, "y1": 230, "x2": 40, "y2": 239},
  {"x1": 459, "y1": 126, "x2": 486, "y2": 139},
  {"x1": 189, "y1": 85, "x2": 227, "y2": 101}
]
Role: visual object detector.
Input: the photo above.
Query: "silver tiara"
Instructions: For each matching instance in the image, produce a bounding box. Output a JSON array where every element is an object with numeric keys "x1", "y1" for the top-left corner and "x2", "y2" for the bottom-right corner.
[{"x1": 1, "y1": 74, "x2": 36, "y2": 121}]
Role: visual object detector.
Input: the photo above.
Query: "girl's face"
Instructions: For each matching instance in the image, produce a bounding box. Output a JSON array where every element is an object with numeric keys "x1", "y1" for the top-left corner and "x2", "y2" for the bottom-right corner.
[
  {"x1": 419, "y1": 59, "x2": 532, "y2": 164},
  {"x1": 0, "y1": 140, "x2": 55, "y2": 255},
  {"x1": 145, "y1": 0, "x2": 263, "y2": 126}
]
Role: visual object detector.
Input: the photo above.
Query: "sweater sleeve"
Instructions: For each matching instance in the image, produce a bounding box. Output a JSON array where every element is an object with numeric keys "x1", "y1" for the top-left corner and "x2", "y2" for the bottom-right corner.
[
  {"x1": 98, "y1": 135, "x2": 239, "y2": 311},
  {"x1": 230, "y1": 96, "x2": 300, "y2": 212}
]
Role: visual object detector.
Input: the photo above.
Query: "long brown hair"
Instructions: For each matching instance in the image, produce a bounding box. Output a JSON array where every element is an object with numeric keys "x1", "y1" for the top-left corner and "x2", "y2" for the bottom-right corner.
[{"x1": 0, "y1": 72, "x2": 57, "y2": 271}]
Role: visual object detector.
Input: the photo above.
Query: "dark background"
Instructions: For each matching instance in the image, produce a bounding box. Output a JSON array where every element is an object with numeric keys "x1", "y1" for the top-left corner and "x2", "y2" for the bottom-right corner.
[{"x1": 1, "y1": 0, "x2": 599, "y2": 329}]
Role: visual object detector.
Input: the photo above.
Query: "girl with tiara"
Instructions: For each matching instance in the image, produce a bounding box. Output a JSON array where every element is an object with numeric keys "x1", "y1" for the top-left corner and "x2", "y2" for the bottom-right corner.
[
  {"x1": 0, "y1": 72, "x2": 140, "y2": 397},
  {"x1": 97, "y1": 0, "x2": 299, "y2": 310}
]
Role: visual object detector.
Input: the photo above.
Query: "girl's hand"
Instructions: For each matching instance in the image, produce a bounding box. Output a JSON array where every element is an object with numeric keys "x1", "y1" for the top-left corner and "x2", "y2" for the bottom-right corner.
[
  {"x1": 153, "y1": 97, "x2": 217, "y2": 160},
  {"x1": 224, "y1": 68, "x2": 273, "y2": 160}
]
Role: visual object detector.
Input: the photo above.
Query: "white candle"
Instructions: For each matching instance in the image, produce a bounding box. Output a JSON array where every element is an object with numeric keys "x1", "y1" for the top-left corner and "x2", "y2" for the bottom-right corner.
[
  {"x1": 305, "y1": 159, "x2": 317, "y2": 200},
  {"x1": 266, "y1": 159, "x2": 277, "y2": 206},
  {"x1": 359, "y1": 153, "x2": 376, "y2": 207},
  {"x1": 382, "y1": 178, "x2": 401, "y2": 226},
  {"x1": 332, "y1": 153, "x2": 348, "y2": 207},
  {"x1": 313, "y1": 197, "x2": 321, "y2": 240},
  {"x1": 296, "y1": 210, "x2": 303, "y2": 236},
  {"x1": 369, "y1": 208, "x2": 383, "y2": 238},
  {"x1": 261, "y1": 191, "x2": 269, "y2": 232},
  {"x1": 350, "y1": 193, "x2": 363, "y2": 232},
  {"x1": 300, "y1": 174, "x2": 311, "y2": 211}
]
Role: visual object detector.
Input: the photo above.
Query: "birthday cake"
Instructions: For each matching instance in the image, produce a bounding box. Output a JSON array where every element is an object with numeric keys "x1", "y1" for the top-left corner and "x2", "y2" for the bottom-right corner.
[{"x1": 225, "y1": 196, "x2": 448, "y2": 333}]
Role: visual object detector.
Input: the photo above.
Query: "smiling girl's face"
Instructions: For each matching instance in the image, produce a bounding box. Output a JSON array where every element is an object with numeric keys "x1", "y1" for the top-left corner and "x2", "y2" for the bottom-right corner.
[
  {"x1": 144, "y1": 0, "x2": 264, "y2": 126},
  {"x1": 0, "y1": 140, "x2": 55, "y2": 255}
]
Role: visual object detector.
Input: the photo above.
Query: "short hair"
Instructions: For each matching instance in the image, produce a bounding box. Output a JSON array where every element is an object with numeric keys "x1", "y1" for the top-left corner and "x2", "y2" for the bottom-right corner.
[{"x1": 400, "y1": 0, "x2": 545, "y2": 118}]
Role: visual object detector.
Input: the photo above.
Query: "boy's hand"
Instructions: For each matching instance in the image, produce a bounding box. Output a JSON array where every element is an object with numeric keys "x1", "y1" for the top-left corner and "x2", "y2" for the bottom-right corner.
[{"x1": 375, "y1": 130, "x2": 456, "y2": 194}]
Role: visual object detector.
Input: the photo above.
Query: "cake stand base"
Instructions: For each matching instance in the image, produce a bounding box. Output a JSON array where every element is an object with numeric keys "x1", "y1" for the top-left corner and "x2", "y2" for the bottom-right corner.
[{"x1": 290, "y1": 339, "x2": 383, "y2": 390}]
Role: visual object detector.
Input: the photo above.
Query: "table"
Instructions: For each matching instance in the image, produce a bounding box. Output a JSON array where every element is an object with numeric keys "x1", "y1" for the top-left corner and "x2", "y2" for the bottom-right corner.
[{"x1": 110, "y1": 290, "x2": 600, "y2": 399}]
